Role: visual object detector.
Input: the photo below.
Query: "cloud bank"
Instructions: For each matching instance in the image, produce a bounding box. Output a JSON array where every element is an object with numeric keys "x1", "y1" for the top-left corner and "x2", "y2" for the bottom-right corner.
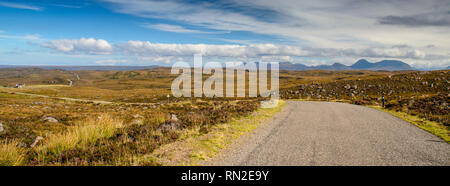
[
  {"x1": 41, "y1": 38, "x2": 431, "y2": 61},
  {"x1": 42, "y1": 38, "x2": 113, "y2": 55},
  {"x1": 94, "y1": 0, "x2": 450, "y2": 68}
]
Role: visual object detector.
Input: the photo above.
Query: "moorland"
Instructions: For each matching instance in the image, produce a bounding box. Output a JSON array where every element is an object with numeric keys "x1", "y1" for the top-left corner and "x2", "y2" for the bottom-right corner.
[{"x1": 0, "y1": 67, "x2": 448, "y2": 165}]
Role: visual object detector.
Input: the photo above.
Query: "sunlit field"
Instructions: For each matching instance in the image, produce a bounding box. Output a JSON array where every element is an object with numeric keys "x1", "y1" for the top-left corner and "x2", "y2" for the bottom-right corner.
[{"x1": 0, "y1": 67, "x2": 448, "y2": 165}]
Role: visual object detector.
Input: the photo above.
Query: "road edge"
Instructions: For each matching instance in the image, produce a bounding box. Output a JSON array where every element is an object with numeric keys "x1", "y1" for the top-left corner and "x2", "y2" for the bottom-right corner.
[
  {"x1": 144, "y1": 100, "x2": 286, "y2": 166},
  {"x1": 369, "y1": 105, "x2": 449, "y2": 143}
]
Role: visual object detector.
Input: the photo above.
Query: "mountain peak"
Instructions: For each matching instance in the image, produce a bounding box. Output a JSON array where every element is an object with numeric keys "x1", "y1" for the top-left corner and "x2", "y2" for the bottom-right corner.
[
  {"x1": 351, "y1": 59, "x2": 370, "y2": 68},
  {"x1": 355, "y1": 59, "x2": 369, "y2": 64}
]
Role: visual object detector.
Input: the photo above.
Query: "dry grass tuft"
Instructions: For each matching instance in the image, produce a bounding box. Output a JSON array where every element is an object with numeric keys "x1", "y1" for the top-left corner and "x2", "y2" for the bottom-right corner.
[
  {"x1": 0, "y1": 139, "x2": 27, "y2": 166},
  {"x1": 33, "y1": 114, "x2": 123, "y2": 164}
]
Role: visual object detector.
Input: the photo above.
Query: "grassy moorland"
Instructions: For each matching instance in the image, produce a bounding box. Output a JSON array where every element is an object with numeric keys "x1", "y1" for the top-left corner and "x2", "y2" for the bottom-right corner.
[
  {"x1": 0, "y1": 68, "x2": 269, "y2": 165},
  {"x1": 0, "y1": 67, "x2": 448, "y2": 165}
]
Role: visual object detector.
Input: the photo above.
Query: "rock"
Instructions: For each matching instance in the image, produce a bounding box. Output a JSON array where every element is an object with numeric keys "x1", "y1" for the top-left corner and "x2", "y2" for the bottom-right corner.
[
  {"x1": 130, "y1": 119, "x2": 143, "y2": 125},
  {"x1": 133, "y1": 114, "x2": 143, "y2": 119},
  {"x1": 351, "y1": 85, "x2": 358, "y2": 89},
  {"x1": 0, "y1": 122, "x2": 4, "y2": 133},
  {"x1": 42, "y1": 116, "x2": 58, "y2": 123},
  {"x1": 30, "y1": 136, "x2": 44, "y2": 148},
  {"x1": 157, "y1": 120, "x2": 182, "y2": 132},
  {"x1": 170, "y1": 114, "x2": 178, "y2": 121},
  {"x1": 344, "y1": 84, "x2": 351, "y2": 89}
]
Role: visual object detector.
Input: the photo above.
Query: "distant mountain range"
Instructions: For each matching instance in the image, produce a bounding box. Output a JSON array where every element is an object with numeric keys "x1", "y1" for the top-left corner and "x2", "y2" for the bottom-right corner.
[
  {"x1": 0, "y1": 59, "x2": 421, "y2": 71},
  {"x1": 279, "y1": 59, "x2": 413, "y2": 71}
]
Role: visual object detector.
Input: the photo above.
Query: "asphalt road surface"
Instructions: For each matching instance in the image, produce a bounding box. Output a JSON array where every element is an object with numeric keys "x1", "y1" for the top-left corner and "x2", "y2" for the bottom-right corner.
[{"x1": 210, "y1": 101, "x2": 450, "y2": 166}]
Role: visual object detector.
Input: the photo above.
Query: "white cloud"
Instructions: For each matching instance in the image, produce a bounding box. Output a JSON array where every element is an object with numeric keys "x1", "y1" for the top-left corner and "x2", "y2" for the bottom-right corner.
[
  {"x1": 136, "y1": 56, "x2": 184, "y2": 64},
  {"x1": 99, "y1": 0, "x2": 450, "y2": 68},
  {"x1": 40, "y1": 38, "x2": 448, "y2": 68},
  {"x1": 0, "y1": 2, "x2": 42, "y2": 11},
  {"x1": 0, "y1": 33, "x2": 41, "y2": 41},
  {"x1": 142, "y1": 23, "x2": 228, "y2": 34},
  {"x1": 115, "y1": 40, "x2": 429, "y2": 60},
  {"x1": 42, "y1": 38, "x2": 113, "y2": 55},
  {"x1": 116, "y1": 41, "x2": 309, "y2": 58}
]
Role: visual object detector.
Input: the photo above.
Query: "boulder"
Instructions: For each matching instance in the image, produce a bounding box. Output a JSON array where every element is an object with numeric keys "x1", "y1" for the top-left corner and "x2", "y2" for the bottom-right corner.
[
  {"x1": 130, "y1": 119, "x2": 143, "y2": 125},
  {"x1": 157, "y1": 119, "x2": 182, "y2": 132},
  {"x1": 170, "y1": 114, "x2": 179, "y2": 121},
  {"x1": 42, "y1": 116, "x2": 58, "y2": 123}
]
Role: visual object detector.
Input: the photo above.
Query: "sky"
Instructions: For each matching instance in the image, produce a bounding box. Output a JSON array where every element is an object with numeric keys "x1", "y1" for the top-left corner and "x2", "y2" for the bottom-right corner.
[{"x1": 0, "y1": 0, "x2": 450, "y2": 69}]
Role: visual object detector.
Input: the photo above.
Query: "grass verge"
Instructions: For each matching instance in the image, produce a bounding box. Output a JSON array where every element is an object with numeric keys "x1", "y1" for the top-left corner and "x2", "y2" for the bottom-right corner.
[
  {"x1": 144, "y1": 100, "x2": 286, "y2": 166},
  {"x1": 370, "y1": 106, "x2": 449, "y2": 143}
]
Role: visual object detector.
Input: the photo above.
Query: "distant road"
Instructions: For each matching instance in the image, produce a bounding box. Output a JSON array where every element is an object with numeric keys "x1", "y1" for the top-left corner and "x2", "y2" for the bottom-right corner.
[
  {"x1": 210, "y1": 101, "x2": 450, "y2": 166},
  {"x1": 1, "y1": 90, "x2": 113, "y2": 104}
]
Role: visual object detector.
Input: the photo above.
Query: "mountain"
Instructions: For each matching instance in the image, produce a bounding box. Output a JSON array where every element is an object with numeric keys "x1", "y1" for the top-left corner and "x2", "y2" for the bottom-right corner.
[
  {"x1": 279, "y1": 59, "x2": 413, "y2": 71},
  {"x1": 351, "y1": 59, "x2": 412, "y2": 71},
  {"x1": 278, "y1": 62, "x2": 309, "y2": 70},
  {"x1": 351, "y1": 59, "x2": 371, "y2": 69}
]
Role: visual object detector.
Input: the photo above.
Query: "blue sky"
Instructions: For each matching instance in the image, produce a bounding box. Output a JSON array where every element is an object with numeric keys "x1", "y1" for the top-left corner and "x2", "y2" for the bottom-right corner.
[{"x1": 1, "y1": 0, "x2": 449, "y2": 69}]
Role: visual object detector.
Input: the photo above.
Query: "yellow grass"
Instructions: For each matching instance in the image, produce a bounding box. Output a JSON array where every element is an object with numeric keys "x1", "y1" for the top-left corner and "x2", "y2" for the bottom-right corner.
[
  {"x1": 34, "y1": 114, "x2": 124, "y2": 163},
  {"x1": 0, "y1": 139, "x2": 27, "y2": 166}
]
